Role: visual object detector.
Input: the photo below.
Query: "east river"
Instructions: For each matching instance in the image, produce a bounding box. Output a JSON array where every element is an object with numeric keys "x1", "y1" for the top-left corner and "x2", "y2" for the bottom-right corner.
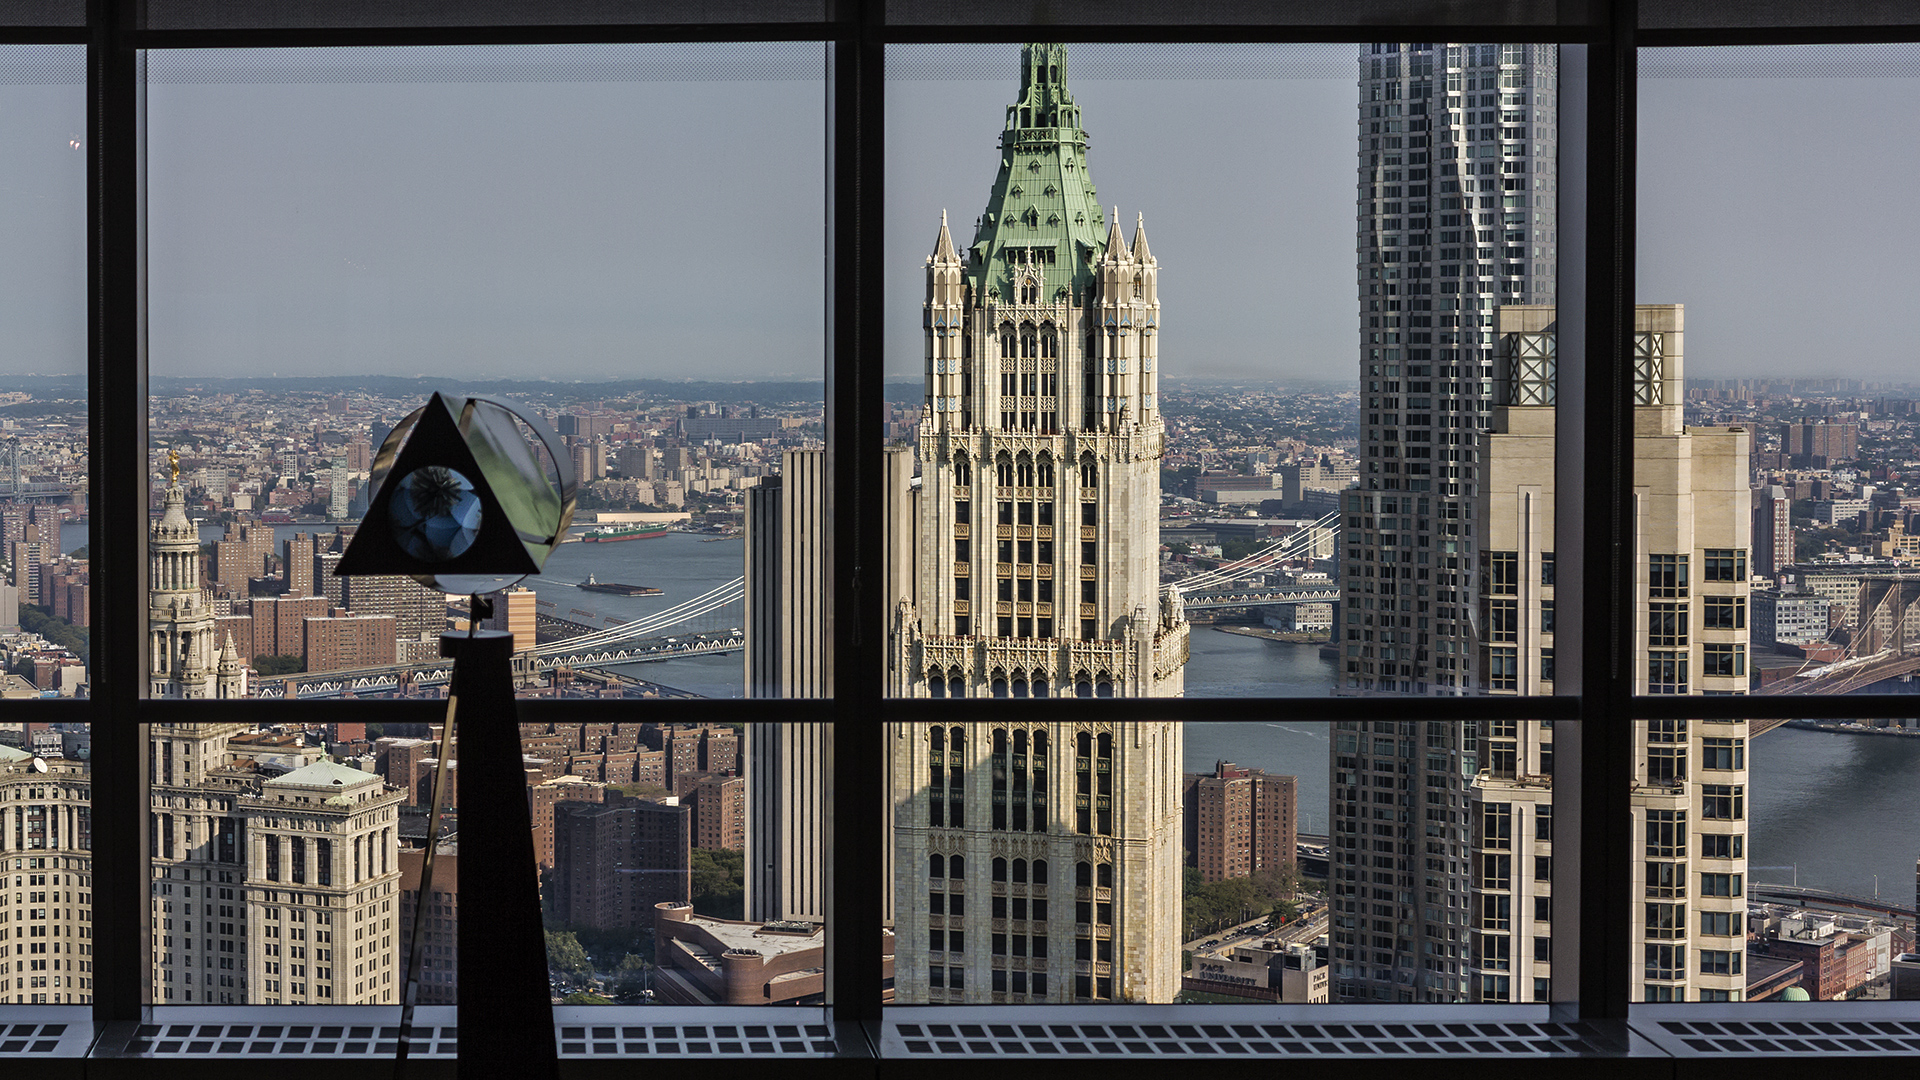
[{"x1": 86, "y1": 519, "x2": 1920, "y2": 902}]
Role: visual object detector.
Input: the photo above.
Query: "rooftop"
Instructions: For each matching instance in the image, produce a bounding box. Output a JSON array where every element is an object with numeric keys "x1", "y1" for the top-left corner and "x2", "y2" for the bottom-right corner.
[
  {"x1": 266, "y1": 757, "x2": 386, "y2": 793},
  {"x1": 675, "y1": 912, "x2": 823, "y2": 960}
]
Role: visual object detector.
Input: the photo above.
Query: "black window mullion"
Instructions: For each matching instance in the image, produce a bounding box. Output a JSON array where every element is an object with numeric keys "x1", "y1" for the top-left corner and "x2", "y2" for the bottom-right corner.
[
  {"x1": 87, "y1": 0, "x2": 147, "y2": 1027},
  {"x1": 1559, "y1": 0, "x2": 1637, "y2": 1023},
  {"x1": 828, "y1": 7, "x2": 887, "y2": 1034}
]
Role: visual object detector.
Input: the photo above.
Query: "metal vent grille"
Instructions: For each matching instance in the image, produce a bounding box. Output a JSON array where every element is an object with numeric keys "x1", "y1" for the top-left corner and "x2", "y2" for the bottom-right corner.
[
  {"x1": 124, "y1": 1023, "x2": 454, "y2": 1057},
  {"x1": 886, "y1": 1020, "x2": 1620, "y2": 1056},
  {"x1": 0, "y1": 1022, "x2": 77, "y2": 1055},
  {"x1": 557, "y1": 1023, "x2": 836, "y2": 1056},
  {"x1": 1649, "y1": 1019, "x2": 1920, "y2": 1056}
]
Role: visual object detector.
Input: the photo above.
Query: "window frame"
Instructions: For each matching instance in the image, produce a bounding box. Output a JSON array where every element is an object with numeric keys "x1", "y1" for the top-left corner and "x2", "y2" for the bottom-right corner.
[{"x1": 0, "y1": 0, "x2": 1909, "y2": 1074}]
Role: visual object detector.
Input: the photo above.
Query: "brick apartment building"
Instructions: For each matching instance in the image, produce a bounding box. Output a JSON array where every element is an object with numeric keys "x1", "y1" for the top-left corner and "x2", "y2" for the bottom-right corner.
[
  {"x1": 553, "y1": 796, "x2": 691, "y2": 932},
  {"x1": 302, "y1": 612, "x2": 397, "y2": 672},
  {"x1": 1182, "y1": 760, "x2": 1298, "y2": 883}
]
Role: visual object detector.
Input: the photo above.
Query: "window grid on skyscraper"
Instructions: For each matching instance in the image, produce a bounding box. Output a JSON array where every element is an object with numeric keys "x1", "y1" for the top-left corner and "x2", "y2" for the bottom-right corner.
[{"x1": 2, "y1": 0, "x2": 1914, "y2": 1074}]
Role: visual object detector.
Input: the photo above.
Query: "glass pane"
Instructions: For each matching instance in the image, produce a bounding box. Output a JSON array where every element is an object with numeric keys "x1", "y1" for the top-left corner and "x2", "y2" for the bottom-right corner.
[
  {"x1": 533, "y1": 720, "x2": 823, "y2": 1008},
  {"x1": 0, "y1": 45, "x2": 89, "y2": 701},
  {"x1": 885, "y1": 41, "x2": 1560, "y2": 702},
  {"x1": 1746, "y1": 717, "x2": 1916, "y2": 1002},
  {"x1": 143, "y1": 44, "x2": 826, "y2": 702},
  {"x1": 1642, "y1": 44, "x2": 1918, "y2": 697},
  {"x1": 1330, "y1": 720, "x2": 1551, "y2": 1003},
  {"x1": 888, "y1": 718, "x2": 1543, "y2": 1004},
  {"x1": 0, "y1": 727, "x2": 92, "y2": 1005},
  {"x1": 150, "y1": 722, "x2": 376, "y2": 1004}
]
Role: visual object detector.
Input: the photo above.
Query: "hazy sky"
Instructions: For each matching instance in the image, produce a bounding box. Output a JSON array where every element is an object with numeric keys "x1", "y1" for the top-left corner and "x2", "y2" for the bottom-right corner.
[{"x1": 0, "y1": 42, "x2": 1915, "y2": 384}]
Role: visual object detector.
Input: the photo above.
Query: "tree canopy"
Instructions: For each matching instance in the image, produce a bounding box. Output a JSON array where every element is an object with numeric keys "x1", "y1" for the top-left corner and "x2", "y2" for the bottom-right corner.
[
  {"x1": 691, "y1": 848, "x2": 745, "y2": 921},
  {"x1": 544, "y1": 929, "x2": 591, "y2": 976}
]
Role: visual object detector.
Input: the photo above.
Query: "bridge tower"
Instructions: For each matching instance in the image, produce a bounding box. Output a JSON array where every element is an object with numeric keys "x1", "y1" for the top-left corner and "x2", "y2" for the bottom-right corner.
[{"x1": 891, "y1": 43, "x2": 1186, "y2": 1006}]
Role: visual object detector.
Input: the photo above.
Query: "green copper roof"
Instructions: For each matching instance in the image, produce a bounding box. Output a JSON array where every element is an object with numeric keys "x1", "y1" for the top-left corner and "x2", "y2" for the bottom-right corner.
[{"x1": 966, "y1": 43, "x2": 1112, "y2": 305}]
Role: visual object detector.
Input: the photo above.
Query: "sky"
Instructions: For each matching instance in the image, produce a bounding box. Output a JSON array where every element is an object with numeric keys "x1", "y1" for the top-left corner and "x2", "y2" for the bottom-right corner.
[{"x1": 0, "y1": 41, "x2": 1916, "y2": 384}]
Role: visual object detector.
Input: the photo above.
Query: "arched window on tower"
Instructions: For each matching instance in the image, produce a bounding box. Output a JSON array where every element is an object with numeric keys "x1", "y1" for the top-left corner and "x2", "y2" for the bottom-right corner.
[
  {"x1": 1020, "y1": 322, "x2": 1037, "y2": 358},
  {"x1": 1040, "y1": 328, "x2": 1058, "y2": 359},
  {"x1": 953, "y1": 452, "x2": 971, "y2": 487},
  {"x1": 1021, "y1": 277, "x2": 1039, "y2": 305},
  {"x1": 1017, "y1": 454, "x2": 1035, "y2": 487},
  {"x1": 1036, "y1": 453, "x2": 1054, "y2": 488},
  {"x1": 1080, "y1": 455, "x2": 1098, "y2": 490},
  {"x1": 1001, "y1": 322, "x2": 1017, "y2": 359},
  {"x1": 996, "y1": 453, "x2": 1015, "y2": 488}
]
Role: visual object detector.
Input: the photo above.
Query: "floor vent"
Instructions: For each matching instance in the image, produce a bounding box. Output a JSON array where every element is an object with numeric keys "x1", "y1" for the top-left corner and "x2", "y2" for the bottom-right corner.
[
  {"x1": 0, "y1": 1022, "x2": 78, "y2": 1055},
  {"x1": 1643, "y1": 1019, "x2": 1920, "y2": 1056},
  {"x1": 556, "y1": 1022, "x2": 836, "y2": 1056},
  {"x1": 886, "y1": 1020, "x2": 1624, "y2": 1056},
  {"x1": 124, "y1": 1023, "x2": 453, "y2": 1056}
]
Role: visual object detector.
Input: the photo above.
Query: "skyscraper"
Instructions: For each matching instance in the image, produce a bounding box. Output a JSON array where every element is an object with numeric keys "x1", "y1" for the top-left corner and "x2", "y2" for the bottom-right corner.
[
  {"x1": 741, "y1": 446, "x2": 913, "y2": 925},
  {"x1": 889, "y1": 43, "x2": 1187, "y2": 1004},
  {"x1": 1330, "y1": 41, "x2": 1559, "y2": 1005},
  {"x1": 1472, "y1": 305, "x2": 1750, "y2": 1003},
  {"x1": 1346, "y1": 41, "x2": 1559, "y2": 697}
]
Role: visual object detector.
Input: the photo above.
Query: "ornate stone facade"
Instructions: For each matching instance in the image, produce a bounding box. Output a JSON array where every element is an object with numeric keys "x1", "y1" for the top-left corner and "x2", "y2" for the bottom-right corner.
[{"x1": 890, "y1": 43, "x2": 1186, "y2": 1005}]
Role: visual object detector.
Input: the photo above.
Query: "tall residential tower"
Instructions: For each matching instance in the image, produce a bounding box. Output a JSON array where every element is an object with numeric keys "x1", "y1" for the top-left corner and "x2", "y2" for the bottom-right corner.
[
  {"x1": 890, "y1": 43, "x2": 1187, "y2": 1004},
  {"x1": 1472, "y1": 305, "x2": 1750, "y2": 1004},
  {"x1": 1330, "y1": 42, "x2": 1559, "y2": 1004}
]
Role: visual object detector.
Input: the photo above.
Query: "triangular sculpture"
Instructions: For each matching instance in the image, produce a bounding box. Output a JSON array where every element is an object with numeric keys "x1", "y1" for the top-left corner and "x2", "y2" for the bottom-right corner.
[{"x1": 335, "y1": 391, "x2": 539, "y2": 582}]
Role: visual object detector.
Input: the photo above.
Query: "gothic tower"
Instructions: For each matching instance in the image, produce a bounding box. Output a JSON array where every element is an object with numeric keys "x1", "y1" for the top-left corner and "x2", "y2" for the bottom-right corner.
[
  {"x1": 150, "y1": 472, "x2": 217, "y2": 698},
  {"x1": 891, "y1": 43, "x2": 1186, "y2": 1004}
]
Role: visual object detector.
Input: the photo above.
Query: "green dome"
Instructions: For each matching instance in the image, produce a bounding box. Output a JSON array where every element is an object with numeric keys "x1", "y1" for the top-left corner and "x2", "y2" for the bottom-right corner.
[{"x1": 1781, "y1": 987, "x2": 1811, "y2": 1001}]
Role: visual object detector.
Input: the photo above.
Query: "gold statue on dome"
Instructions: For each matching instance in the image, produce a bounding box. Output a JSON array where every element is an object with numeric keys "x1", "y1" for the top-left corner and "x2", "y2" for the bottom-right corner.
[{"x1": 167, "y1": 447, "x2": 180, "y2": 483}]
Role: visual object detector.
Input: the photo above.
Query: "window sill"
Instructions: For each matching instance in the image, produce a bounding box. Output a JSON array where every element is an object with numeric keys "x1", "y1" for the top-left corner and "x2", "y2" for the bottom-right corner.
[{"x1": 8, "y1": 1002, "x2": 1919, "y2": 1073}]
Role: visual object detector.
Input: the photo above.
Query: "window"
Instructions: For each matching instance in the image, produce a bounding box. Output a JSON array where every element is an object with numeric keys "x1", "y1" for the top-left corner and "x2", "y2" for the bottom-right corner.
[
  {"x1": 1701, "y1": 873, "x2": 1743, "y2": 898},
  {"x1": 1699, "y1": 950, "x2": 1741, "y2": 976},
  {"x1": 1645, "y1": 810, "x2": 1686, "y2": 858},
  {"x1": 28, "y1": 5, "x2": 1920, "y2": 1072},
  {"x1": 1487, "y1": 551, "x2": 1519, "y2": 594},
  {"x1": 1644, "y1": 902, "x2": 1683, "y2": 940},
  {"x1": 1645, "y1": 861, "x2": 1684, "y2": 898},
  {"x1": 1702, "y1": 549, "x2": 1746, "y2": 583},
  {"x1": 1700, "y1": 738, "x2": 1744, "y2": 771},
  {"x1": 1699, "y1": 911, "x2": 1741, "y2": 937},
  {"x1": 1646, "y1": 651, "x2": 1687, "y2": 695},
  {"x1": 1647, "y1": 603, "x2": 1687, "y2": 648},
  {"x1": 1646, "y1": 743, "x2": 1684, "y2": 784},
  {"x1": 1702, "y1": 784, "x2": 1745, "y2": 820},
  {"x1": 1644, "y1": 944, "x2": 1682, "y2": 981},
  {"x1": 1699, "y1": 833, "x2": 1743, "y2": 859},
  {"x1": 1703, "y1": 596, "x2": 1744, "y2": 630},
  {"x1": 1648, "y1": 554, "x2": 1689, "y2": 598},
  {"x1": 1701, "y1": 643, "x2": 1745, "y2": 678}
]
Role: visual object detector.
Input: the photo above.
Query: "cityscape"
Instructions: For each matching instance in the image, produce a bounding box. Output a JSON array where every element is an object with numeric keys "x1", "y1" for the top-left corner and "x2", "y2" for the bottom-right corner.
[{"x1": 6, "y1": 40, "x2": 1920, "y2": 1012}]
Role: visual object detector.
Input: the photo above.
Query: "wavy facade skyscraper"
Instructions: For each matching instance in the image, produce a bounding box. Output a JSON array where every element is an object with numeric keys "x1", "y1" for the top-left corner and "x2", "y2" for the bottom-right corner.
[{"x1": 1331, "y1": 42, "x2": 1559, "y2": 1004}]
